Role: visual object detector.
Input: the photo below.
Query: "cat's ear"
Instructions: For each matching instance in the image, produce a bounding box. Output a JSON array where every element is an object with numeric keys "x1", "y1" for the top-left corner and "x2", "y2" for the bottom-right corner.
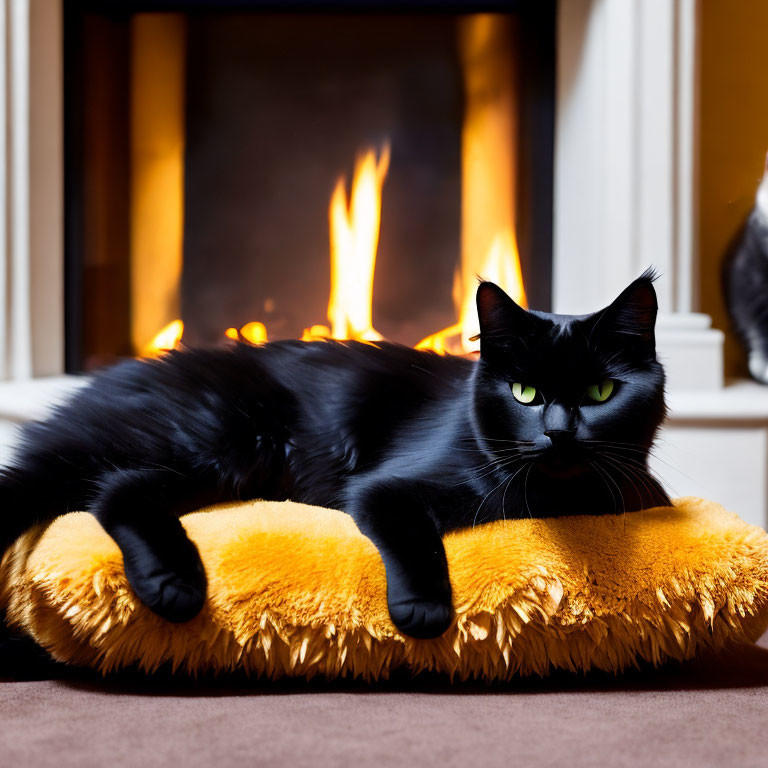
[
  {"x1": 476, "y1": 281, "x2": 534, "y2": 349},
  {"x1": 595, "y1": 268, "x2": 659, "y2": 347}
]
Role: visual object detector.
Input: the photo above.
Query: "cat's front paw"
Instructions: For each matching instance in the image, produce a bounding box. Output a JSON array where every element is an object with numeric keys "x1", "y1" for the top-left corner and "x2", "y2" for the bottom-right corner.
[
  {"x1": 125, "y1": 564, "x2": 207, "y2": 623},
  {"x1": 388, "y1": 597, "x2": 453, "y2": 639}
]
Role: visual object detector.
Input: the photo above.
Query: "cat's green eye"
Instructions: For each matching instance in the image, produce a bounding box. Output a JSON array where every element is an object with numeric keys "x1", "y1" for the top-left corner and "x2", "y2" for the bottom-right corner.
[
  {"x1": 511, "y1": 382, "x2": 537, "y2": 404},
  {"x1": 586, "y1": 379, "x2": 615, "y2": 403}
]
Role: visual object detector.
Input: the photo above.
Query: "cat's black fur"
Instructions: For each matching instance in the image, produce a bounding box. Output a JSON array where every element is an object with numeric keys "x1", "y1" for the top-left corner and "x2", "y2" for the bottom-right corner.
[
  {"x1": 724, "y1": 158, "x2": 768, "y2": 383},
  {"x1": 0, "y1": 274, "x2": 669, "y2": 644}
]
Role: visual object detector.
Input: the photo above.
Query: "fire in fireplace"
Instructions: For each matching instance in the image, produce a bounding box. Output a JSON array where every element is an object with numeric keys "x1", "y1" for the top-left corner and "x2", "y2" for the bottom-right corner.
[{"x1": 64, "y1": 3, "x2": 554, "y2": 372}]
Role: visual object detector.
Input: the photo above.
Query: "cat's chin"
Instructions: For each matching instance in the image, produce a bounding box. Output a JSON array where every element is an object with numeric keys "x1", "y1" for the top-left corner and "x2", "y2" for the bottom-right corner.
[{"x1": 535, "y1": 457, "x2": 590, "y2": 480}]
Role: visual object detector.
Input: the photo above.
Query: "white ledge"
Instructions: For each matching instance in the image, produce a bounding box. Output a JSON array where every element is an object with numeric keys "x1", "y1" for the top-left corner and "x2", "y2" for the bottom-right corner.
[
  {"x1": 666, "y1": 379, "x2": 768, "y2": 423},
  {"x1": 0, "y1": 375, "x2": 89, "y2": 422}
]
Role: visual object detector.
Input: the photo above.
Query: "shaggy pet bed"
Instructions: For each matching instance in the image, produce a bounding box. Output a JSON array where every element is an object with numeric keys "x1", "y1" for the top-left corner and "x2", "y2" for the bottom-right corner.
[{"x1": 2, "y1": 497, "x2": 768, "y2": 680}]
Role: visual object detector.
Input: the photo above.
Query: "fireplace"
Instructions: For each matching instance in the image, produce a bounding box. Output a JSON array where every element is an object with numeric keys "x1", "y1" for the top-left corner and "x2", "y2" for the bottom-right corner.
[
  {"x1": 8, "y1": 1, "x2": 768, "y2": 532},
  {"x1": 63, "y1": 3, "x2": 555, "y2": 372}
]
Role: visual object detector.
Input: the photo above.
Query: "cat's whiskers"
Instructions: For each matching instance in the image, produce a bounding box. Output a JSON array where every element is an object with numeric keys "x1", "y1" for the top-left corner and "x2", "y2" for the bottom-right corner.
[
  {"x1": 455, "y1": 437, "x2": 535, "y2": 458},
  {"x1": 462, "y1": 457, "x2": 521, "y2": 485},
  {"x1": 597, "y1": 449, "x2": 680, "y2": 501},
  {"x1": 592, "y1": 446, "x2": 650, "y2": 469},
  {"x1": 472, "y1": 470, "x2": 515, "y2": 528},
  {"x1": 465, "y1": 454, "x2": 531, "y2": 487},
  {"x1": 472, "y1": 449, "x2": 527, "y2": 469},
  {"x1": 598, "y1": 452, "x2": 649, "y2": 513},
  {"x1": 470, "y1": 435, "x2": 536, "y2": 451},
  {"x1": 590, "y1": 460, "x2": 620, "y2": 515},
  {"x1": 455, "y1": 445, "x2": 521, "y2": 458},
  {"x1": 600, "y1": 459, "x2": 632, "y2": 530},
  {"x1": 523, "y1": 463, "x2": 533, "y2": 519},
  {"x1": 599, "y1": 452, "x2": 655, "y2": 498},
  {"x1": 583, "y1": 439, "x2": 673, "y2": 465},
  {"x1": 472, "y1": 459, "x2": 531, "y2": 527},
  {"x1": 589, "y1": 460, "x2": 623, "y2": 518},
  {"x1": 581, "y1": 439, "x2": 660, "y2": 455},
  {"x1": 448, "y1": 454, "x2": 525, "y2": 488},
  {"x1": 591, "y1": 444, "x2": 678, "y2": 494},
  {"x1": 594, "y1": 458, "x2": 628, "y2": 521},
  {"x1": 584, "y1": 439, "x2": 687, "y2": 487},
  {"x1": 500, "y1": 470, "x2": 514, "y2": 522},
  {"x1": 473, "y1": 437, "x2": 536, "y2": 444}
]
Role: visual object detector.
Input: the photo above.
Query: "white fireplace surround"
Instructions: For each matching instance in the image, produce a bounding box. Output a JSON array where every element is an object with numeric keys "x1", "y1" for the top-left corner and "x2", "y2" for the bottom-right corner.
[
  {"x1": 0, "y1": 0, "x2": 62, "y2": 381},
  {"x1": 556, "y1": 0, "x2": 723, "y2": 391},
  {"x1": 0, "y1": 0, "x2": 721, "y2": 386},
  {"x1": 3, "y1": 0, "x2": 768, "y2": 528}
]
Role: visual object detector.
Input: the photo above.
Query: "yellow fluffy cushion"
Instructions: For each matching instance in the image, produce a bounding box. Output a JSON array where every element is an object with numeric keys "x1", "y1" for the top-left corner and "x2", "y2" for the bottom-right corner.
[{"x1": 2, "y1": 497, "x2": 768, "y2": 680}]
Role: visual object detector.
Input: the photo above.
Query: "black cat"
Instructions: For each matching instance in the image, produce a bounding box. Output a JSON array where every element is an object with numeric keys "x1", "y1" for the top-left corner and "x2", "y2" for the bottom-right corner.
[
  {"x1": 0, "y1": 273, "x2": 669, "y2": 641},
  {"x1": 724, "y1": 156, "x2": 768, "y2": 383}
]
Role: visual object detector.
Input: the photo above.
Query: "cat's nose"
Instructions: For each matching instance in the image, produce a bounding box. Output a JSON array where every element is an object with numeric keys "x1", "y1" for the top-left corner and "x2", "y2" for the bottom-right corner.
[{"x1": 544, "y1": 429, "x2": 576, "y2": 446}]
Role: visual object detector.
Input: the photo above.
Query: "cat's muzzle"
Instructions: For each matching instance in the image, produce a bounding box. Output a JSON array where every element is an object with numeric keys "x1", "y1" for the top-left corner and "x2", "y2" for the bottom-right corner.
[{"x1": 537, "y1": 433, "x2": 589, "y2": 479}]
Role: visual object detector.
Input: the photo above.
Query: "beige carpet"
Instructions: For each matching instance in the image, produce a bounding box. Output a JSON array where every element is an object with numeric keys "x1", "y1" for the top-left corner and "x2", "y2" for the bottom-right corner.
[{"x1": 3, "y1": 633, "x2": 768, "y2": 768}]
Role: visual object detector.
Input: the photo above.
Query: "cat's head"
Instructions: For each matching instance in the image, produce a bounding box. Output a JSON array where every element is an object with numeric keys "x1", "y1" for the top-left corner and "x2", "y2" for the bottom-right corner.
[{"x1": 470, "y1": 270, "x2": 668, "y2": 511}]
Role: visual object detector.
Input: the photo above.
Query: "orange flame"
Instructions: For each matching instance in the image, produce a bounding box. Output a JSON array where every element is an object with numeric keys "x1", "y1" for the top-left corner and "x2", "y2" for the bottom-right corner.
[
  {"x1": 417, "y1": 16, "x2": 524, "y2": 356},
  {"x1": 225, "y1": 322, "x2": 269, "y2": 345},
  {"x1": 143, "y1": 319, "x2": 184, "y2": 356},
  {"x1": 142, "y1": 147, "x2": 390, "y2": 356},
  {"x1": 301, "y1": 324, "x2": 332, "y2": 342},
  {"x1": 327, "y1": 146, "x2": 390, "y2": 342},
  {"x1": 144, "y1": 117, "x2": 525, "y2": 360},
  {"x1": 239, "y1": 321, "x2": 268, "y2": 344},
  {"x1": 416, "y1": 230, "x2": 527, "y2": 355}
]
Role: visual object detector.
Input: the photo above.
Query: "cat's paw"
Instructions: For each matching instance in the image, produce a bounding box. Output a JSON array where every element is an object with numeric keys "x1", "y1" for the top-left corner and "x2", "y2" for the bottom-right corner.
[
  {"x1": 388, "y1": 597, "x2": 453, "y2": 639},
  {"x1": 125, "y1": 565, "x2": 207, "y2": 623}
]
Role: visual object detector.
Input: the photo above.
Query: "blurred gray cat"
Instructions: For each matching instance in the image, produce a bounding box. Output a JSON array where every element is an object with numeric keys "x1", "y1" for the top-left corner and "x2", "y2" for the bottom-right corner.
[{"x1": 724, "y1": 154, "x2": 768, "y2": 383}]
